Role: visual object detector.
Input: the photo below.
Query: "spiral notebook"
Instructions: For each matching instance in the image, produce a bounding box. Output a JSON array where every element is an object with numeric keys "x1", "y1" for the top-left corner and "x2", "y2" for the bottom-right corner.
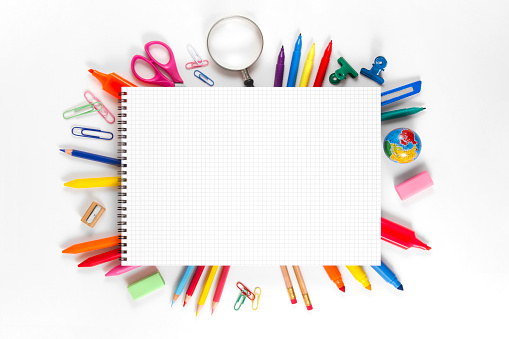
[{"x1": 118, "y1": 87, "x2": 381, "y2": 266}]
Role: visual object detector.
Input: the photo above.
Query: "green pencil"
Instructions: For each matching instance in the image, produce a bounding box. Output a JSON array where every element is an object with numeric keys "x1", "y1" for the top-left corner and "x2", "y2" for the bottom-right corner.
[{"x1": 381, "y1": 107, "x2": 426, "y2": 121}]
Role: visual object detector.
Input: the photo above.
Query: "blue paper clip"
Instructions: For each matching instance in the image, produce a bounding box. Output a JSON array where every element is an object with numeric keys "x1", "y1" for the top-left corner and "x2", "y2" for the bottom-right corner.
[
  {"x1": 194, "y1": 70, "x2": 214, "y2": 86},
  {"x1": 360, "y1": 56, "x2": 387, "y2": 85},
  {"x1": 381, "y1": 80, "x2": 422, "y2": 106},
  {"x1": 71, "y1": 127, "x2": 114, "y2": 140}
]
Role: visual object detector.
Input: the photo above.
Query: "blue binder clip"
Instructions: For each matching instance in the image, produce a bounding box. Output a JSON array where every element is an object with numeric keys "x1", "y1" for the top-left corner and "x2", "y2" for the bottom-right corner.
[
  {"x1": 360, "y1": 56, "x2": 387, "y2": 84},
  {"x1": 381, "y1": 80, "x2": 422, "y2": 106}
]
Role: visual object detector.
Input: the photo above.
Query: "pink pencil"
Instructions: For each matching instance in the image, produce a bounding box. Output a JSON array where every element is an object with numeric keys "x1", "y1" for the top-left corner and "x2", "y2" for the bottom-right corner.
[
  {"x1": 105, "y1": 265, "x2": 141, "y2": 277},
  {"x1": 211, "y1": 266, "x2": 231, "y2": 314}
]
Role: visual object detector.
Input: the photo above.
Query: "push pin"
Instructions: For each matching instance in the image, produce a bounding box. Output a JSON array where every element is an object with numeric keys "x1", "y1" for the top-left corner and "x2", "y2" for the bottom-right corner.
[
  {"x1": 360, "y1": 56, "x2": 387, "y2": 84},
  {"x1": 329, "y1": 57, "x2": 358, "y2": 85}
]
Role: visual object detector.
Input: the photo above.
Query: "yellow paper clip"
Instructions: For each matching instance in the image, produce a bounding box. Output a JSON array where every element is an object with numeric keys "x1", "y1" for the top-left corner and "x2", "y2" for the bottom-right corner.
[
  {"x1": 234, "y1": 289, "x2": 249, "y2": 311},
  {"x1": 252, "y1": 287, "x2": 261, "y2": 310}
]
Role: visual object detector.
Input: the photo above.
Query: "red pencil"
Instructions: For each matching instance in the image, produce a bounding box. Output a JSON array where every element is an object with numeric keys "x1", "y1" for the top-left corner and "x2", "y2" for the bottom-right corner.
[
  {"x1": 183, "y1": 266, "x2": 205, "y2": 307},
  {"x1": 313, "y1": 40, "x2": 333, "y2": 87},
  {"x1": 77, "y1": 248, "x2": 120, "y2": 267},
  {"x1": 211, "y1": 266, "x2": 231, "y2": 315}
]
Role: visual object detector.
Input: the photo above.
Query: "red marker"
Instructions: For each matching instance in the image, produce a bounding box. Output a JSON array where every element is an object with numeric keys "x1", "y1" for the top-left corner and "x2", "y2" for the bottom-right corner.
[
  {"x1": 183, "y1": 266, "x2": 205, "y2": 307},
  {"x1": 313, "y1": 40, "x2": 332, "y2": 87},
  {"x1": 381, "y1": 217, "x2": 431, "y2": 250},
  {"x1": 78, "y1": 248, "x2": 120, "y2": 267}
]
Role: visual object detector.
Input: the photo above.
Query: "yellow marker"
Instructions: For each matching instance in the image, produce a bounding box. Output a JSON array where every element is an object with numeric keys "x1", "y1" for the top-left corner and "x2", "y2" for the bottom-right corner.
[
  {"x1": 64, "y1": 176, "x2": 120, "y2": 189},
  {"x1": 196, "y1": 266, "x2": 218, "y2": 316},
  {"x1": 346, "y1": 266, "x2": 372, "y2": 290},
  {"x1": 299, "y1": 43, "x2": 315, "y2": 87}
]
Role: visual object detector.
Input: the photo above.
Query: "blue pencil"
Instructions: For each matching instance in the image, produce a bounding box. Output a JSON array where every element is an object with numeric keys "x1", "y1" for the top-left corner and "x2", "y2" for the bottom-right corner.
[
  {"x1": 60, "y1": 149, "x2": 121, "y2": 166},
  {"x1": 172, "y1": 266, "x2": 195, "y2": 306},
  {"x1": 286, "y1": 34, "x2": 302, "y2": 87},
  {"x1": 371, "y1": 260, "x2": 404, "y2": 291}
]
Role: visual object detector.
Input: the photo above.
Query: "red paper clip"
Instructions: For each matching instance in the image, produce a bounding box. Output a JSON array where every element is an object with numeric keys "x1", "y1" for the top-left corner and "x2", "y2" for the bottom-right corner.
[
  {"x1": 236, "y1": 282, "x2": 255, "y2": 301},
  {"x1": 84, "y1": 90, "x2": 115, "y2": 124}
]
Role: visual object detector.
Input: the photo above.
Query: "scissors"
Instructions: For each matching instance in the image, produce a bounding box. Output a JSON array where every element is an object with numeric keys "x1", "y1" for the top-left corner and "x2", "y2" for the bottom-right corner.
[{"x1": 131, "y1": 41, "x2": 185, "y2": 87}]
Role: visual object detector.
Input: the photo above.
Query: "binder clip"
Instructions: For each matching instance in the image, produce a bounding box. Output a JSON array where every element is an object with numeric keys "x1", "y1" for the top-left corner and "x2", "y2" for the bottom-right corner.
[
  {"x1": 329, "y1": 57, "x2": 358, "y2": 85},
  {"x1": 360, "y1": 56, "x2": 387, "y2": 84}
]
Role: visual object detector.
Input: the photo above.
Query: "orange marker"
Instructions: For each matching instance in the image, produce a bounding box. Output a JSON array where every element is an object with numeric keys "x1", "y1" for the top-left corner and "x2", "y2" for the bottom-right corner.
[
  {"x1": 88, "y1": 69, "x2": 137, "y2": 99},
  {"x1": 323, "y1": 266, "x2": 345, "y2": 292},
  {"x1": 62, "y1": 236, "x2": 119, "y2": 254}
]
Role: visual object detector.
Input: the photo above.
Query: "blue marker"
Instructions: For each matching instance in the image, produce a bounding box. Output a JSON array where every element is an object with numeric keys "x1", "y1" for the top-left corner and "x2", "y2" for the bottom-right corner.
[
  {"x1": 286, "y1": 34, "x2": 302, "y2": 87},
  {"x1": 371, "y1": 260, "x2": 404, "y2": 291},
  {"x1": 172, "y1": 266, "x2": 195, "y2": 306}
]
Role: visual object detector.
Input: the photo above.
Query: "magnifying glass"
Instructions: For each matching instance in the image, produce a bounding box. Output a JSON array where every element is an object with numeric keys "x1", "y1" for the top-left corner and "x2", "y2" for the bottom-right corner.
[{"x1": 207, "y1": 16, "x2": 264, "y2": 87}]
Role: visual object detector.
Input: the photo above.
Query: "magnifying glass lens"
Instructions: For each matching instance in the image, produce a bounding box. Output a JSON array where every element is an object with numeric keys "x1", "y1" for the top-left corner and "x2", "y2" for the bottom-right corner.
[{"x1": 207, "y1": 17, "x2": 263, "y2": 71}]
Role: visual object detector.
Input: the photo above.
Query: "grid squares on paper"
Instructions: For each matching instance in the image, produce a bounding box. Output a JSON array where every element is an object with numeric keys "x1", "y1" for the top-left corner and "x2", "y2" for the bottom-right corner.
[{"x1": 121, "y1": 87, "x2": 381, "y2": 266}]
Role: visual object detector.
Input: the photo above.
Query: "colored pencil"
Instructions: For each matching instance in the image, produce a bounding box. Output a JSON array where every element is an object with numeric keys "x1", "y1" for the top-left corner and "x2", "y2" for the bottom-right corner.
[
  {"x1": 60, "y1": 149, "x2": 121, "y2": 166},
  {"x1": 313, "y1": 40, "x2": 332, "y2": 87},
  {"x1": 62, "y1": 236, "x2": 119, "y2": 254},
  {"x1": 172, "y1": 266, "x2": 195, "y2": 306},
  {"x1": 183, "y1": 266, "x2": 205, "y2": 307},
  {"x1": 78, "y1": 248, "x2": 120, "y2": 267},
  {"x1": 196, "y1": 266, "x2": 218, "y2": 316},
  {"x1": 280, "y1": 266, "x2": 297, "y2": 304},
  {"x1": 211, "y1": 266, "x2": 231, "y2": 314},
  {"x1": 292, "y1": 266, "x2": 312, "y2": 310},
  {"x1": 64, "y1": 176, "x2": 120, "y2": 189},
  {"x1": 105, "y1": 265, "x2": 140, "y2": 277}
]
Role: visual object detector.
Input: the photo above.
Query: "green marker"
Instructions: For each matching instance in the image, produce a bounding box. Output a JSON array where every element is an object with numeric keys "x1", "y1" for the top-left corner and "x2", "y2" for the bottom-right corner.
[{"x1": 381, "y1": 107, "x2": 426, "y2": 121}]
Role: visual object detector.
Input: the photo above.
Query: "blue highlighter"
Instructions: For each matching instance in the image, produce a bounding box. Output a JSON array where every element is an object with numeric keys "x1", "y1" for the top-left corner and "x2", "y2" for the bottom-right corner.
[{"x1": 287, "y1": 34, "x2": 302, "y2": 87}]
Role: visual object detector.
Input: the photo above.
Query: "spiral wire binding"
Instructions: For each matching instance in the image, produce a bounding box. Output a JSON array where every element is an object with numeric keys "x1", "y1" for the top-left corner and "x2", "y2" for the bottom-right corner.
[{"x1": 117, "y1": 92, "x2": 128, "y2": 259}]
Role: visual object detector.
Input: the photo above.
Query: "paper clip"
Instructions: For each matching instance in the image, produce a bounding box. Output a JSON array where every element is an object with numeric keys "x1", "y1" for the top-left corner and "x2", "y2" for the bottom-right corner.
[
  {"x1": 72, "y1": 127, "x2": 114, "y2": 140},
  {"x1": 194, "y1": 70, "x2": 214, "y2": 86},
  {"x1": 236, "y1": 282, "x2": 255, "y2": 301},
  {"x1": 251, "y1": 287, "x2": 261, "y2": 311},
  {"x1": 84, "y1": 90, "x2": 116, "y2": 124},
  {"x1": 187, "y1": 44, "x2": 203, "y2": 64},
  {"x1": 381, "y1": 80, "x2": 422, "y2": 106},
  {"x1": 63, "y1": 102, "x2": 102, "y2": 119},
  {"x1": 185, "y1": 60, "x2": 209, "y2": 69},
  {"x1": 234, "y1": 289, "x2": 249, "y2": 311}
]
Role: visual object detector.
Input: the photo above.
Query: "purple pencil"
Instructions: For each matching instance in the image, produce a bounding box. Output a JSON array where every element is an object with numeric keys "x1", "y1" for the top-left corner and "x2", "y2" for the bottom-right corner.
[{"x1": 274, "y1": 46, "x2": 285, "y2": 87}]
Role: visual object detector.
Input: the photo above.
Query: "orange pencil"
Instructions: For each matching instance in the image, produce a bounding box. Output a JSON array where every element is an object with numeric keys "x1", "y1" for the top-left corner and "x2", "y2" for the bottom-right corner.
[
  {"x1": 292, "y1": 266, "x2": 312, "y2": 310},
  {"x1": 62, "y1": 236, "x2": 119, "y2": 254},
  {"x1": 280, "y1": 266, "x2": 297, "y2": 304},
  {"x1": 323, "y1": 266, "x2": 345, "y2": 292}
]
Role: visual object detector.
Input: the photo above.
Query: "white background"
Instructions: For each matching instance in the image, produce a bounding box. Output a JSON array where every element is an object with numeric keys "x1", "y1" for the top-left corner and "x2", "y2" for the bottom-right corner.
[{"x1": 1, "y1": 0, "x2": 508, "y2": 338}]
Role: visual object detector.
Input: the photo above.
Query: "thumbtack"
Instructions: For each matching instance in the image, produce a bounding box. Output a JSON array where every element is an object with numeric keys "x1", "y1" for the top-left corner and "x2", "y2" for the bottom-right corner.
[
  {"x1": 360, "y1": 56, "x2": 387, "y2": 84},
  {"x1": 329, "y1": 57, "x2": 358, "y2": 85}
]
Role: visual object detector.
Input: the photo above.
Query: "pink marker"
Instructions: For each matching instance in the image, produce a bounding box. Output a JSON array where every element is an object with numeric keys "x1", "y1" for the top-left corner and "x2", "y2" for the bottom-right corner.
[{"x1": 105, "y1": 265, "x2": 141, "y2": 277}]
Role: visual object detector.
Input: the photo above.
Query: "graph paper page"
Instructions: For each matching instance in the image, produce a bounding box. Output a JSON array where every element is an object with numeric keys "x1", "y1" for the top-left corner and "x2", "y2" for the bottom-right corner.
[{"x1": 121, "y1": 87, "x2": 381, "y2": 265}]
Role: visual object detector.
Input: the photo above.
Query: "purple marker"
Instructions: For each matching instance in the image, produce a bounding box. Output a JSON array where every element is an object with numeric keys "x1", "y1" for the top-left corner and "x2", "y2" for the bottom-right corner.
[{"x1": 274, "y1": 46, "x2": 285, "y2": 87}]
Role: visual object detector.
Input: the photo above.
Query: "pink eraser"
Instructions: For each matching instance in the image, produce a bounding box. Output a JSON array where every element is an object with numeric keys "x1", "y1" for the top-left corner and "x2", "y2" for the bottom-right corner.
[
  {"x1": 306, "y1": 305, "x2": 313, "y2": 311},
  {"x1": 395, "y1": 171, "x2": 434, "y2": 200},
  {"x1": 291, "y1": 299, "x2": 297, "y2": 304}
]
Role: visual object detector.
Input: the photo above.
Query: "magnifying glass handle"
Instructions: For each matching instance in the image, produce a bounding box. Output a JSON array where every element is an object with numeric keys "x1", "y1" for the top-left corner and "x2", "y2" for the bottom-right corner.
[{"x1": 241, "y1": 69, "x2": 255, "y2": 87}]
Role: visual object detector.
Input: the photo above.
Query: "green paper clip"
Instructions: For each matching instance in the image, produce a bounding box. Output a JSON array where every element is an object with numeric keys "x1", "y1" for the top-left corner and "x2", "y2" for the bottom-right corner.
[
  {"x1": 329, "y1": 57, "x2": 358, "y2": 85},
  {"x1": 234, "y1": 289, "x2": 249, "y2": 311},
  {"x1": 63, "y1": 102, "x2": 103, "y2": 119}
]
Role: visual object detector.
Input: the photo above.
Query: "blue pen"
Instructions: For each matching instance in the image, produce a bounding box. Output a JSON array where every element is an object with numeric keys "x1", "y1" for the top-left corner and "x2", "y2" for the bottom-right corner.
[
  {"x1": 286, "y1": 34, "x2": 302, "y2": 87},
  {"x1": 371, "y1": 260, "x2": 404, "y2": 291},
  {"x1": 172, "y1": 266, "x2": 195, "y2": 306}
]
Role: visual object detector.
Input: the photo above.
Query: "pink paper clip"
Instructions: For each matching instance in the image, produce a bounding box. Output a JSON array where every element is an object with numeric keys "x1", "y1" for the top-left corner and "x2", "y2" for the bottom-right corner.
[
  {"x1": 236, "y1": 282, "x2": 255, "y2": 301},
  {"x1": 84, "y1": 90, "x2": 115, "y2": 124},
  {"x1": 185, "y1": 60, "x2": 209, "y2": 69}
]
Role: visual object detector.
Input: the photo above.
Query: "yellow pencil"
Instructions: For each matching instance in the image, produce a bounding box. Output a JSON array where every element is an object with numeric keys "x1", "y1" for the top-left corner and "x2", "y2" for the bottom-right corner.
[
  {"x1": 346, "y1": 265, "x2": 372, "y2": 290},
  {"x1": 196, "y1": 266, "x2": 218, "y2": 316},
  {"x1": 64, "y1": 176, "x2": 121, "y2": 188},
  {"x1": 299, "y1": 43, "x2": 315, "y2": 87}
]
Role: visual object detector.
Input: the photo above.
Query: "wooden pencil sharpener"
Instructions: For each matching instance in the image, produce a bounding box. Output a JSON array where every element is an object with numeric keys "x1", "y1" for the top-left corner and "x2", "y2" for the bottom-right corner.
[{"x1": 81, "y1": 201, "x2": 106, "y2": 228}]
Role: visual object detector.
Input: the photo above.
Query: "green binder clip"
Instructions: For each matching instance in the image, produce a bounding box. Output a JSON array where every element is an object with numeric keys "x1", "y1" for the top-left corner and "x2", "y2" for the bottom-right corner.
[{"x1": 329, "y1": 57, "x2": 358, "y2": 85}]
